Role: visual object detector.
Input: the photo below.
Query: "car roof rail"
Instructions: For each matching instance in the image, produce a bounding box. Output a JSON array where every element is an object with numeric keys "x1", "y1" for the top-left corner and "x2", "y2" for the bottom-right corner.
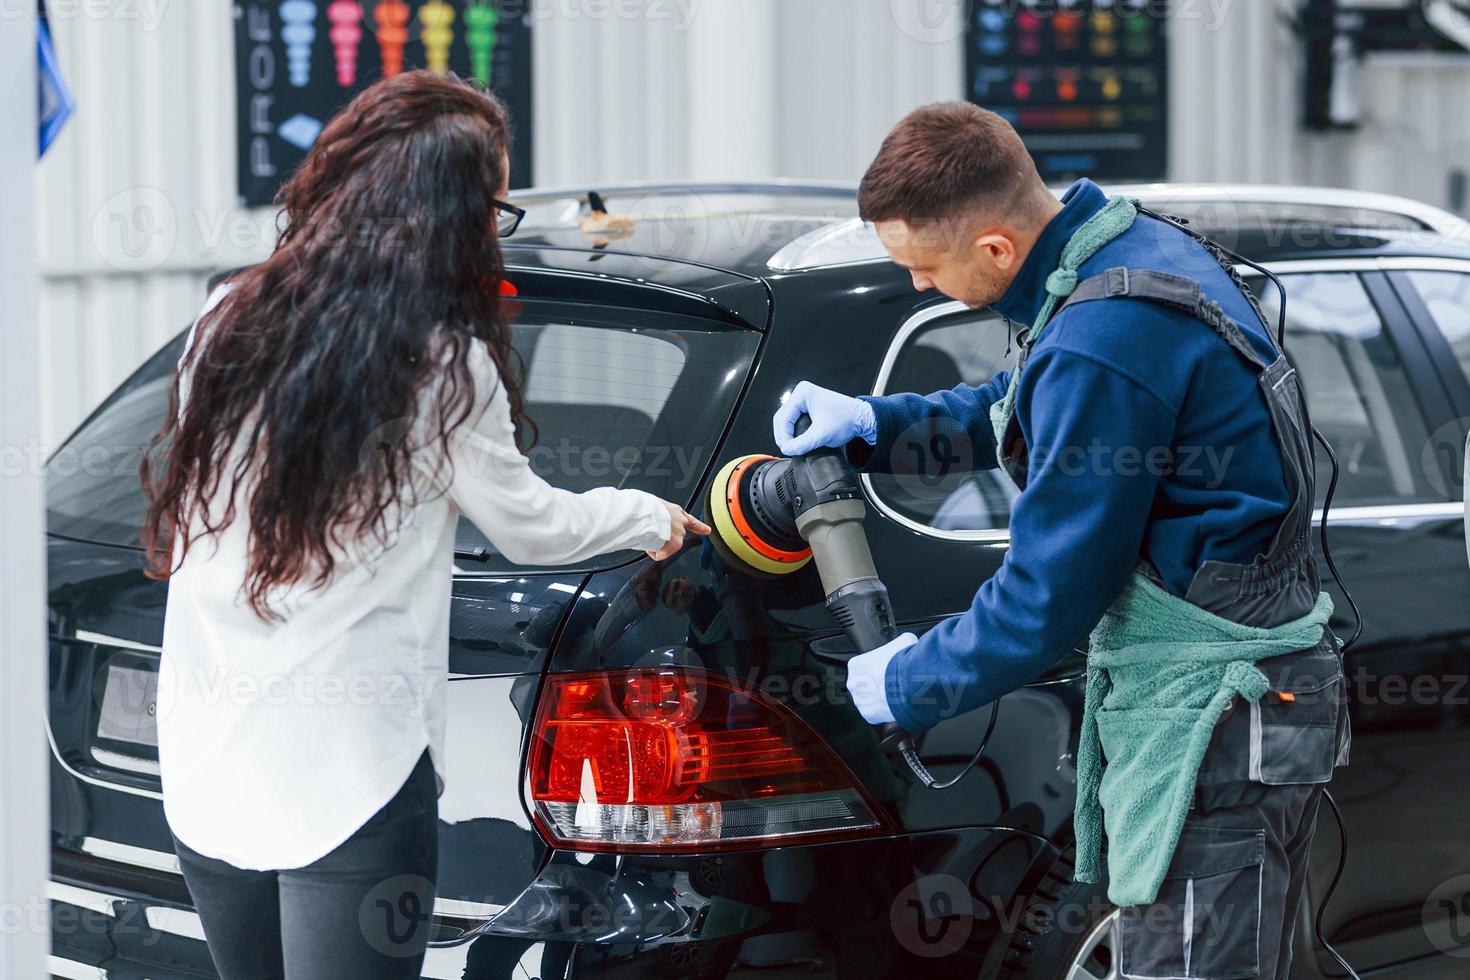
[{"x1": 767, "y1": 183, "x2": 1470, "y2": 271}]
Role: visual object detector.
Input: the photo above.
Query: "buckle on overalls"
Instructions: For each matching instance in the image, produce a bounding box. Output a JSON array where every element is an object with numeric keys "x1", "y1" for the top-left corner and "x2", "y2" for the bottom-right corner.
[{"x1": 1104, "y1": 267, "x2": 1130, "y2": 297}]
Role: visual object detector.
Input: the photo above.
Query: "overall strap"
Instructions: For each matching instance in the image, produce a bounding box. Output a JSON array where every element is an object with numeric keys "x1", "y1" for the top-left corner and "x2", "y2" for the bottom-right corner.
[
  {"x1": 1032, "y1": 196, "x2": 1140, "y2": 335},
  {"x1": 1059, "y1": 266, "x2": 1320, "y2": 576},
  {"x1": 1133, "y1": 202, "x2": 1281, "y2": 348},
  {"x1": 1057, "y1": 267, "x2": 1273, "y2": 374}
]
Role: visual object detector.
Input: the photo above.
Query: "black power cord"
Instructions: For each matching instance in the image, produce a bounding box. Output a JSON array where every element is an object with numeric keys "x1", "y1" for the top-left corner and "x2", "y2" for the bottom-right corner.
[
  {"x1": 1198, "y1": 223, "x2": 1364, "y2": 980},
  {"x1": 881, "y1": 701, "x2": 1000, "y2": 791},
  {"x1": 1317, "y1": 786, "x2": 1361, "y2": 979},
  {"x1": 1308, "y1": 421, "x2": 1362, "y2": 980}
]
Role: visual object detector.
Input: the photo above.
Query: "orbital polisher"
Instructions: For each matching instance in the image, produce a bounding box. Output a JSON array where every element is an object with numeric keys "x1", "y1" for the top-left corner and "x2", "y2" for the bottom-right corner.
[
  {"x1": 704, "y1": 430, "x2": 896, "y2": 653},
  {"x1": 705, "y1": 421, "x2": 962, "y2": 787}
]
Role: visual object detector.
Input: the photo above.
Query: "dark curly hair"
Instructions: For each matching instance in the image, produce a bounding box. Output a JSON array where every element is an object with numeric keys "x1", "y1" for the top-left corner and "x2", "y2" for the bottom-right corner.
[{"x1": 141, "y1": 70, "x2": 530, "y2": 620}]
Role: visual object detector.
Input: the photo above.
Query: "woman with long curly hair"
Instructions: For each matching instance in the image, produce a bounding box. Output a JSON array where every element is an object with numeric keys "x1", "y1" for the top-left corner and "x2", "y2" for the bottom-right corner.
[{"x1": 140, "y1": 71, "x2": 708, "y2": 979}]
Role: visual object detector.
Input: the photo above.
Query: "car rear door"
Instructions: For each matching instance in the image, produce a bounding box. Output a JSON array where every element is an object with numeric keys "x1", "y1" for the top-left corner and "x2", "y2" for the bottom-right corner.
[
  {"x1": 1247, "y1": 261, "x2": 1470, "y2": 973},
  {"x1": 1368, "y1": 257, "x2": 1470, "y2": 967}
]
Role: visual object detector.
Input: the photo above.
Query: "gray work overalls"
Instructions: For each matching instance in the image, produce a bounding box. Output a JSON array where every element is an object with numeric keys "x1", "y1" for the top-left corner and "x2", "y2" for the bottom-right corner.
[{"x1": 999, "y1": 214, "x2": 1353, "y2": 980}]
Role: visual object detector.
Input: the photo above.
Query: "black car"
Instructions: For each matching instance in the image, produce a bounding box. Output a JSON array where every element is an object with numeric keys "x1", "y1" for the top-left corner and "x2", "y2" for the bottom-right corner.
[{"x1": 44, "y1": 182, "x2": 1470, "y2": 979}]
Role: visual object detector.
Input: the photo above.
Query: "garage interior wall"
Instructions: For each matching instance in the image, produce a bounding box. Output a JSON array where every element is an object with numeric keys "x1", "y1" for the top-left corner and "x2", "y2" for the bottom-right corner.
[{"x1": 36, "y1": 0, "x2": 1470, "y2": 448}]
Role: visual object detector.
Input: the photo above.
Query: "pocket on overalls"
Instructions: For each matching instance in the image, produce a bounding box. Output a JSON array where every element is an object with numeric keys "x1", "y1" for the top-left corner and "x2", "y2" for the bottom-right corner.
[
  {"x1": 1119, "y1": 825, "x2": 1265, "y2": 980},
  {"x1": 1249, "y1": 639, "x2": 1344, "y2": 785}
]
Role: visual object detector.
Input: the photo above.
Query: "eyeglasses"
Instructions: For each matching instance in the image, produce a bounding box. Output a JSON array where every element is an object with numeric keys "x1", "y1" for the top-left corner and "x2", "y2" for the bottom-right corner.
[{"x1": 493, "y1": 199, "x2": 525, "y2": 238}]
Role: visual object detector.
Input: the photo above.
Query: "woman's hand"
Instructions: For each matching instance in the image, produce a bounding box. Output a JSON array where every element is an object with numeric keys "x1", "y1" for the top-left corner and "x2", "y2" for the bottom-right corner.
[{"x1": 647, "y1": 501, "x2": 712, "y2": 561}]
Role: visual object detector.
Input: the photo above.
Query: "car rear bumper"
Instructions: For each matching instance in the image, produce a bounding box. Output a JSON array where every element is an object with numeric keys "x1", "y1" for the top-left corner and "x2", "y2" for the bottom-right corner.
[
  {"x1": 48, "y1": 847, "x2": 488, "y2": 980},
  {"x1": 50, "y1": 823, "x2": 1057, "y2": 979}
]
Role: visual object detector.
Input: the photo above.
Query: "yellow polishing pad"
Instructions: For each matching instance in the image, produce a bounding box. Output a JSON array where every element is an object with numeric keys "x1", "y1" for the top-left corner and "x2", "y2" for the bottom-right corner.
[{"x1": 706, "y1": 454, "x2": 811, "y2": 577}]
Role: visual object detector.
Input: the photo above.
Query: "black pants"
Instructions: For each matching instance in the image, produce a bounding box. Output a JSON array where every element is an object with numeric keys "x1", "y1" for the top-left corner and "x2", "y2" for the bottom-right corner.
[
  {"x1": 173, "y1": 749, "x2": 439, "y2": 980},
  {"x1": 1120, "y1": 780, "x2": 1326, "y2": 980},
  {"x1": 1119, "y1": 641, "x2": 1351, "y2": 979}
]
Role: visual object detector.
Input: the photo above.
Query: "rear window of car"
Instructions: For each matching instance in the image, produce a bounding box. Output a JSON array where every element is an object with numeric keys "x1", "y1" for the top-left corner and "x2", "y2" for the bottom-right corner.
[{"x1": 46, "y1": 300, "x2": 758, "y2": 572}]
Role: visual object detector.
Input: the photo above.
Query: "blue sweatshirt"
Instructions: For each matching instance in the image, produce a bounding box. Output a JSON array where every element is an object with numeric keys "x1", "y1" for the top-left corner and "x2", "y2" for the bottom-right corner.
[{"x1": 854, "y1": 179, "x2": 1291, "y2": 734}]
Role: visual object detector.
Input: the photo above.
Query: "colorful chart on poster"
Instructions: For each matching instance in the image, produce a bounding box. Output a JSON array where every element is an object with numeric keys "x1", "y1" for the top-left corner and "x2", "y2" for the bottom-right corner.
[
  {"x1": 966, "y1": 0, "x2": 1168, "y2": 182},
  {"x1": 235, "y1": 1, "x2": 533, "y2": 207}
]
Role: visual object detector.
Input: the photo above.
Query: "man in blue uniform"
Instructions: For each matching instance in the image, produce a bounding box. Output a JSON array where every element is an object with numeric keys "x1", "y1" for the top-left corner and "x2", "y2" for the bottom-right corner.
[{"x1": 775, "y1": 103, "x2": 1349, "y2": 979}]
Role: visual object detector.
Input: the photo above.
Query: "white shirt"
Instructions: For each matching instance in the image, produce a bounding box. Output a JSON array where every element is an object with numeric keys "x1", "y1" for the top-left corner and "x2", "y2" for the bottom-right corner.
[{"x1": 157, "y1": 286, "x2": 671, "y2": 870}]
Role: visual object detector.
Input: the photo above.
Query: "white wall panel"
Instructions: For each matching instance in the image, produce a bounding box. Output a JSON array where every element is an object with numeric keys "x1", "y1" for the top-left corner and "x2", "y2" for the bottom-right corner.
[
  {"x1": 776, "y1": 0, "x2": 965, "y2": 181},
  {"x1": 34, "y1": 0, "x2": 1470, "y2": 448},
  {"x1": 37, "y1": 1, "x2": 264, "y2": 449},
  {"x1": 1, "y1": 7, "x2": 49, "y2": 976},
  {"x1": 1165, "y1": 0, "x2": 1470, "y2": 211},
  {"x1": 1167, "y1": 0, "x2": 1303, "y2": 185},
  {"x1": 1348, "y1": 54, "x2": 1470, "y2": 210}
]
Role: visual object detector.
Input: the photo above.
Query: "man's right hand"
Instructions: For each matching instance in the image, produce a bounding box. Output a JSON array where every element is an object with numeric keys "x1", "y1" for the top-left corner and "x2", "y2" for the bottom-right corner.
[{"x1": 772, "y1": 381, "x2": 877, "y2": 457}]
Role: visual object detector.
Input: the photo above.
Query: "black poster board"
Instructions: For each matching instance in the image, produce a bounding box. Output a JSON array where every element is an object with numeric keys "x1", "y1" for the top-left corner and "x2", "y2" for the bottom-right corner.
[
  {"x1": 965, "y1": 1, "x2": 1168, "y2": 183},
  {"x1": 234, "y1": 1, "x2": 533, "y2": 208}
]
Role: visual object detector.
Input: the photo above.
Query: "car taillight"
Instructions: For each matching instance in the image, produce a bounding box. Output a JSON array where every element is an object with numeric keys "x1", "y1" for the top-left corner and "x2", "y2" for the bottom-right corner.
[{"x1": 528, "y1": 668, "x2": 883, "y2": 851}]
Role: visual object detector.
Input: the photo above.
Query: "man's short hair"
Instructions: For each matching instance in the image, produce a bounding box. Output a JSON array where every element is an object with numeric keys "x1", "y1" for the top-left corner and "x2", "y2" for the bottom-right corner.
[{"x1": 858, "y1": 102, "x2": 1050, "y2": 229}]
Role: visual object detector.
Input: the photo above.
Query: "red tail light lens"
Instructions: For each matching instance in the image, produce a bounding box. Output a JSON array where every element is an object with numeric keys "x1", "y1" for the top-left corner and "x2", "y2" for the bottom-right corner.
[{"x1": 528, "y1": 668, "x2": 883, "y2": 851}]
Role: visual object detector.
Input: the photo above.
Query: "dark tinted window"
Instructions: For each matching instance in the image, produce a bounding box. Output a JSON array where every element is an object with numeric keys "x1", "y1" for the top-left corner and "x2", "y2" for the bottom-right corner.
[
  {"x1": 46, "y1": 302, "x2": 758, "y2": 571},
  {"x1": 1254, "y1": 272, "x2": 1448, "y2": 507},
  {"x1": 866, "y1": 273, "x2": 1448, "y2": 533},
  {"x1": 1403, "y1": 269, "x2": 1470, "y2": 380},
  {"x1": 865, "y1": 309, "x2": 1020, "y2": 533}
]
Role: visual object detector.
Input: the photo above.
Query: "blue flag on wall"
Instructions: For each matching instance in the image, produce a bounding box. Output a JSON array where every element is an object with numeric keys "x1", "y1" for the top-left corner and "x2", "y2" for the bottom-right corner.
[{"x1": 38, "y1": 1, "x2": 73, "y2": 157}]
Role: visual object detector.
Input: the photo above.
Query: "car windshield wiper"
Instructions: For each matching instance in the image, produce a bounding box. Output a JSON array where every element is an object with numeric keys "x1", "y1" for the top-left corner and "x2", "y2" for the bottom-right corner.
[{"x1": 453, "y1": 547, "x2": 492, "y2": 563}]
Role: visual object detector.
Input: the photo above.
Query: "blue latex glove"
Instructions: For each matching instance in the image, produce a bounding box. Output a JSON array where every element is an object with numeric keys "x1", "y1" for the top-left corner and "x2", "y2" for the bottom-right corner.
[
  {"x1": 845, "y1": 632, "x2": 917, "y2": 725},
  {"x1": 772, "y1": 381, "x2": 878, "y2": 457}
]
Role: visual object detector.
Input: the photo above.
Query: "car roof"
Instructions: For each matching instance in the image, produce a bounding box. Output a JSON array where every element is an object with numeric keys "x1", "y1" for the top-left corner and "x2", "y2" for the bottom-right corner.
[{"x1": 505, "y1": 180, "x2": 1470, "y2": 277}]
